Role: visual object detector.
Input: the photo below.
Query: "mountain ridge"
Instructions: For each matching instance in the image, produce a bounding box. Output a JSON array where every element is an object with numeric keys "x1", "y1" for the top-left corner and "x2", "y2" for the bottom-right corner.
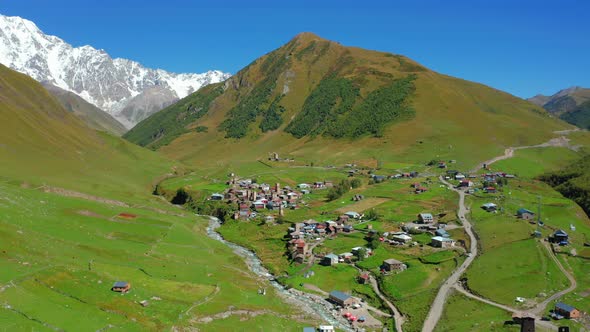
[
  {"x1": 0, "y1": 14, "x2": 231, "y2": 128},
  {"x1": 42, "y1": 83, "x2": 127, "y2": 136},
  {"x1": 528, "y1": 86, "x2": 590, "y2": 129},
  {"x1": 125, "y1": 32, "x2": 569, "y2": 170}
]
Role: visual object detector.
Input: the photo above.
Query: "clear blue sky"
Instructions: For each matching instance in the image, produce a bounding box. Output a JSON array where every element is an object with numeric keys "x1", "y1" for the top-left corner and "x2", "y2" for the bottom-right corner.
[{"x1": 1, "y1": 0, "x2": 588, "y2": 98}]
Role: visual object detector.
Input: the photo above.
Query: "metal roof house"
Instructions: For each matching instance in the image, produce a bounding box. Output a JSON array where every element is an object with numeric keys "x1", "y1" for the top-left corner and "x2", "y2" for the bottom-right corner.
[
  {"x1": 431, "y1": 236, "x2": 455, "y2": 248},
  {"x1": 344, "y1": 211, "x2": 360, "y2": 219},
  {"x1": 555, "y1": 302, "x2": 580, "y2": 319},
  {"x1": 418, "y1": 213, "x2": 434, "y2": 223},
  {"x1": 322, "y1": 253, "x2": 339, "y2": 266},
  {"x1": 328, "y1": 290, "x2": 356, "y2": 307},
  {"x1": 481, "y1": 202, "x2": 498, "y2": 212},
  {"x1": 111, "y1": 281, "x2": 131, "y2": 293},
  {"x1": 517, "y1": 208, "x2": 535, "y2": 220}
]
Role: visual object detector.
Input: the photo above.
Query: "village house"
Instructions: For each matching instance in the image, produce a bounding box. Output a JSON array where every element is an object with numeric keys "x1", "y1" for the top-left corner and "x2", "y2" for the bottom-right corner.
[
  {"x1": 458, "y1": 179, "x2": 474, "y2": 188},
  {"x1": 372, "y1": 174, "x2": 386, "y2": 183},
  {"x1": 484, "y1": 186, "x2": 497, "y2": 193},
  {"x1": 322, "y1": 253, "x2": 339, "y2": 266},
  {"x1": 418, "y1": 213, "x2": 434, "y2": 224},
  {"x1": 238, "y1": 203, "x2": 251, "y2": 219},
  {"x1": 111, "y1": 281, "x2": 131, "y2": 293},
  {"x1": 339, "y1": 252, "x2": 354, "y2": 262},
  {"x1": 357, "y1": 273, "x2": 370, "y2": 284},
  {"x1": 517, "y1": 208, "x2": 535, "y2": 220},
  {"x1": 481, "y1": 202, "x2": 498, "y2": 212},
  {"x1": 431, "y1": 236, "x2": 455, "y2": 248},
  {"x1": 455, "y1": 173, "x2": 466, "y2": 180},
  {"x1": 438, "y1": 161, "x2": 447, "y2": 168},
  {"x1": 415, "y1": 185, "x2": 428, "y2": 193},
  {"x1": 328, "y1": 290, "x2": 357, "y2": 307},
  {"x1": 210, "y1": 193, "x2": 224, "y2": 201},
  {"x1": 392, "y1": 233, "x2": 412, "y2": 243},
  {"x1": 554, "y1": 302, "x2": 580, "y2": 319},
  {"x1": 318, "y1": 325, "x2": 335, "y2": 332},
  {"x1": 381, "y1": 258, "x2": 407, "y2": 272},
  {"x1": 344, "y1": 211, "x2": 361, "y2": 219},
  {"x1": 435, "y1": 229, "x2": 451, "y2": 238},
  {"x1": 552, "y1": 230, "x2": 569, "y2": 244}
]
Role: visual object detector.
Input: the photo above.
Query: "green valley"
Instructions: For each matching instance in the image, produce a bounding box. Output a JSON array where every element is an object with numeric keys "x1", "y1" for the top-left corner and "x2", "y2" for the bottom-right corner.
[{"x1": 2, "y1": 20, "x2": 590, "y2": 332}]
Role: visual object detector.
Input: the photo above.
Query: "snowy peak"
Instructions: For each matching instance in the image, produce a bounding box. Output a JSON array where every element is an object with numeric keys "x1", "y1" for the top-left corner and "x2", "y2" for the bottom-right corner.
[{"x1": 0, "y1": 14, "x2": 231, "y2": 128}]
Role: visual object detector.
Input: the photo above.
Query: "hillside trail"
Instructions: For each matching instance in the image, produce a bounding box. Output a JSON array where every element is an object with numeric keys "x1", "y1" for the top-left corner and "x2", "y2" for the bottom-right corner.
[
  {"x1": 367, "y1": 274, "x2": 405, "y2": 331},
  {"x1": 349, "y1": 264, "x2": 405, "y2": 331},
  {"x1": 423, "y1": 130, "x2": 581, "y2": 332},
  {"x1": 531, "y1": 241, "x2": 577, "y2": 315},
  {"x1": 422, "y1": 176, "x2": 477, "y2": 332},
  {"x1": 471, "y1": 130, "x2": 580, "y2": 173},
  {"x1": 452, "y1": 285, "x2": 558, "y2": 331}
]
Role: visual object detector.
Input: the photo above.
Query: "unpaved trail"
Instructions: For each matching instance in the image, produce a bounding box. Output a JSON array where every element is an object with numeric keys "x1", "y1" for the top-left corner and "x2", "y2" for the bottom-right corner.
[
  {"x1": 531, "y1": 242, "x2": 577, "y2": 315},
  {"x1": 452, "y1": 285, "x2": 558, "y2": 331},
  {"x1": 423, "y1": 130, "x2": 581, "y2": 331},
  {"x1": 367, "y1": 275, "x2": 405, "y2": 332},
  {"x1": 422, "y1": 176, "x2": 477, "y2": 332},
  {"x1": 471, "y1": 133, "x2": 578, "y2": 173}
]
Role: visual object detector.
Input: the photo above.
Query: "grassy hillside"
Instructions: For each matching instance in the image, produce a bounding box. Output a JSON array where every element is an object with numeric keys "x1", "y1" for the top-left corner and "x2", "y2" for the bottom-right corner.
[
  {"x1": 539, "y1": 154, "x2": 590, "y2": 216},
  {"x1": 0, "y1": 64, "x2": 179, "y2": 201},
  {"x1": 529, "y1": 87, "x2": 590, "y2": 129},
  {"x1": 125, "y1": 32, "x2": 569, "y2": 170},
  {"x1": 43, "y1": 83, "x2": 127, "y2": 136},
  {"x1": 560, "y1": 100, "x2": 590, "y2": 129},
  {"x1": 0, "y1": 65, "x2": 316, "y2": 330}
]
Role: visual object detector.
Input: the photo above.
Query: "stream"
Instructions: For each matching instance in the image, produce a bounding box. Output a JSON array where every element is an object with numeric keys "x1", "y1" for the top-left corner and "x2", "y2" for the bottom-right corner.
[{"x1": 205, "y1": 216, "x2": 354, "y2": 331}]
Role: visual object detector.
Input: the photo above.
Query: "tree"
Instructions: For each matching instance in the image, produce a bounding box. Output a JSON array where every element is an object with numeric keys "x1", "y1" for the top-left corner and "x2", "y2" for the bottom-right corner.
[
  {"x1": 364, "y1": 209, "x2": 380, "y2": 221},
  {"x1": 350, "y1": 178, "x2": 362, "y2": 188},
  {"x1": 356, "y1": 247, "x2": 367, "y2": 261}
]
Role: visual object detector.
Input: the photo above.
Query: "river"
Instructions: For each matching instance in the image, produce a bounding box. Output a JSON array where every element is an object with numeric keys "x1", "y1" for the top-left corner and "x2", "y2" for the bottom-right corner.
[{"x1": 205, "y1": 217, "x2": 354, "y2": 331}]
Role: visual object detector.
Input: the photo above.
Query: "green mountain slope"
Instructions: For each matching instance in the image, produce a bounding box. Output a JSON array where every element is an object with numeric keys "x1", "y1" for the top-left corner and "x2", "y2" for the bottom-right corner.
[
  {"x1": 0, "y1": 64, "x2": 175, "y2": 199},
  {"x1": 539, "y1": 154, "x2": 590, "y2": 216},
  {"x1": 125, "y1": 33, "x2": 569, "y2": 170},
  {"x1": 0, "y1": 65, "x2": 311, "y2": 330},
  {"x1": 529, "y1": 87, "x2": 590, "y2": 129},
  {"x1": 43, "y1": 83, "x2": 127, "y2": 136}
]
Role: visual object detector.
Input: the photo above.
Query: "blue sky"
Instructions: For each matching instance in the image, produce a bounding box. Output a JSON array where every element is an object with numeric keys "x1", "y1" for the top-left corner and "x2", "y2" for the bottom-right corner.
[{"x1": 1, "y1": 0, "x2": 588, "y2": 98}]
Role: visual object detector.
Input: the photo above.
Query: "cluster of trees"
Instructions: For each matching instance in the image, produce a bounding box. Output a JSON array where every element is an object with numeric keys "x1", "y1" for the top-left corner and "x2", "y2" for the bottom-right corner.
[
  {"x1": 559, "y1": 100, "x2": 590, "y2": 130},
  {"x1": 259, "y1": 97, "x2": 285, "y2": 132},
  {"x1": 326, "y1": 178, "x2": 362, "y2": 201},
  {"x1": 123, "y1": 84, "x2": 223, "y2": 149},
  {"x1": 285, "y1": 74, "x2": 416, "y2": 139},
  {"x1": 285, "y1": 77, "x2": 360, "y2": 138},
  {"x1": 539, "y1": 155, "x2": 590, "y2": 216},
  {"x1": 329, "y1": 75, "x2": 416, "y2": 138},
  {"x1": 220, "y1": 52, "x2": 289, "y2": 138}
]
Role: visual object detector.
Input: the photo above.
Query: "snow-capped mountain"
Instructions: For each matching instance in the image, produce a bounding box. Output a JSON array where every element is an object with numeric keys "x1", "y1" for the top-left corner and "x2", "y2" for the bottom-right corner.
[{"x1": 0, "y1": 14, "x2": 231, "y2": 128}]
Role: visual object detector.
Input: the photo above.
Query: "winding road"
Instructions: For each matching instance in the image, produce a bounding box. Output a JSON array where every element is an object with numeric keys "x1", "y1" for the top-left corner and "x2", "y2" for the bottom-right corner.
[
  {"x1": 531, "y1": 242, "x2": 577, "y2": 315},
  {"x1": 423, "y1": 131, "x2": 580, "y2": 332},
  {"x1": 421, "y1": 176, "x2": 478, "y2": 332},
  {"x1": 367, "y1": 275, "x2": 405, "y2": 332}
]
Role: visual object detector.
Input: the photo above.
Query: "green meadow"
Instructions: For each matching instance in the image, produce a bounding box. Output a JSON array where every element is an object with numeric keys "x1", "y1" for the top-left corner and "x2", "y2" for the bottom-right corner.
[{"x1": 0, "y1": 181, "x2": 314, "y2": 331}]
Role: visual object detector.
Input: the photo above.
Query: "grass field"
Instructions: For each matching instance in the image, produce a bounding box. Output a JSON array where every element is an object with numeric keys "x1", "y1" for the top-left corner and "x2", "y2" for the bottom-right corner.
[
  {"x1": 464, "y1": 179, "x2": 588, "y2": 308},
  {"x1": 0, "y1": 180, "x2": 316, "y2": 331},
  {"x1": 491, "y1": 147, "x2": 581, "y2": 178},
  {"x1": 435, "y1": 291, "x2": 516, "y2": 332}
]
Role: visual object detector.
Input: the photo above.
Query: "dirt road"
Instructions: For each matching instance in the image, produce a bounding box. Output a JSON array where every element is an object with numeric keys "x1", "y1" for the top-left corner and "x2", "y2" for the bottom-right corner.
[
  {"x1": 453, "y1": 285, "x2": 558, "y2": 331},
  {"x1": 423, "y1": 131, "x2": 580, "y2": 331},
  {"x1": 421, "y1": 176, "x2": 478, "y2": 332},
  {"x1": 531, "y1": 242, "x2": 577, "y2": 315},
  {"x1": 367, "y1": 275, "x2": 405, "y2": 332},
  {"x1": 471, "y1": 135, "x2": 577, "y2": 173}
]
